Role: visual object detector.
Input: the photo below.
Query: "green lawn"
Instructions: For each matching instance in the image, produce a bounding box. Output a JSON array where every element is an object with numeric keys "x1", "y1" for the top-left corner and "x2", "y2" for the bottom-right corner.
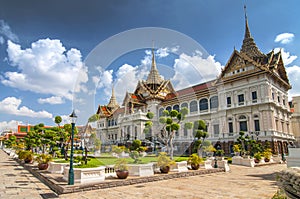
[{"x1": 58, "y1": 154, "x2": 190, "y2": 168}]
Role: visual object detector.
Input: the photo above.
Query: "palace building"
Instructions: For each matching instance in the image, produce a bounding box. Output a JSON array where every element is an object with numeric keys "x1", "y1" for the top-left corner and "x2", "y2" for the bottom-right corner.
[{"x1": 95, "y1": 10, "x2": 295, "y2": 155}]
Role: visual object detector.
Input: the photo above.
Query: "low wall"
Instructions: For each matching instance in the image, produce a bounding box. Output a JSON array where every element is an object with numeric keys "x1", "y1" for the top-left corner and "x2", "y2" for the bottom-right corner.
[
  {"x1": 63, "y1": 166, "x2": 106, "y2": 184},
  {"x1": 277, "y1": 167, "x2": 300, "y2": 199},
  {"x1": 48, "y1": 162, "x2": 69, "y2": 174},
  {"x1": 287, "y1": 148, "x2": 300, "y2": 167},
  {"x1": 127, "y1": 163, "x2": 154, "y2": 177},
  {"x1": 232, "y1": 156, "x2": 255, "y2": 167},
  {"x1": 170, "y1": 161, "x2": 188, "y2": 172}
]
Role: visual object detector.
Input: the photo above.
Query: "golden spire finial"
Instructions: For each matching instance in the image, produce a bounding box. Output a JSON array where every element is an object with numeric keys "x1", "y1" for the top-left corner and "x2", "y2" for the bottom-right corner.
[{"x1": 244, "y1": 5, "x2": 247, "y2": 21}]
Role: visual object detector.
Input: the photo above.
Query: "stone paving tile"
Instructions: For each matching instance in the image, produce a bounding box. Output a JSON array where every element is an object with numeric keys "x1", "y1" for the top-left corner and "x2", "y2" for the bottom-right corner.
[
  {"x1": 58, "y1": 164, "x2": 286, "y2": 199},
  {"x1": 0, "y1": 150, "x2": 57, "y2": 199},
  {"x1": 0, "y1": 149, "x2": 287, "y2": 199}
]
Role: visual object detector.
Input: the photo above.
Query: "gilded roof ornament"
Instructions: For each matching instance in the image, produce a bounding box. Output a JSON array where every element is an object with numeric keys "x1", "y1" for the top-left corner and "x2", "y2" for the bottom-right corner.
[
  {"x1": 146, "y1": 48, "x2": 163, "y2": 85},
  {"x1": 240, "y1": 5, "x2": 264, "y2": 58}
]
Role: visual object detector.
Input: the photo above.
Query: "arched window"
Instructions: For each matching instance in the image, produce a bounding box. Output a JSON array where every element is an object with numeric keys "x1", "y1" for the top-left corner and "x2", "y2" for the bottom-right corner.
[
  {"x1": 210, "y1": 96, "x2": 219, "y2": 109},
  {"x1": 189, "y1": 100, "x2": 198, "y2": 113},
  {"x1": 166, "y1": 106, "x2": 172, "y2": 112},
  {"x1": 199, "y1": 98, "x2": 208, "y2": 111},
  {"x1": 181, "y1": 102, "x2": 188, "y2": 109},
  {"x1": 173, "y1": 104, "x2": 179, "y2": 112}
]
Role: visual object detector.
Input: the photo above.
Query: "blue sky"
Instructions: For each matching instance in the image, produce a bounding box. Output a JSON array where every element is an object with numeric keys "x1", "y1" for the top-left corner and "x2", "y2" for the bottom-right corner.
[{"x1": 0, "y1": 0, "x2": 299, "y2": 131}]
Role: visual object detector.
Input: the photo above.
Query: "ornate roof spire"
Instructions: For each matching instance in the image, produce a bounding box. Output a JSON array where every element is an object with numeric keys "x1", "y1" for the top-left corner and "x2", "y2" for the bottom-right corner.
[
  {"x1": 240, "y1": 5, "x2": 264, "y2": 58},
  {"x1": 146, "y1": 47, "x2": 163, "y2": 85},
  {"x1": 107, "y1": 86, "x2": 119, "y2": 110}
]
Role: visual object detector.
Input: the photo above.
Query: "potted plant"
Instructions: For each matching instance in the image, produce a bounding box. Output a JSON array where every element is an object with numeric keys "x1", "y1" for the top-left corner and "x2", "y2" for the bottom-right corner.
[
  {"x1": 253, "y1": 152, "x2": 262, "y2": 163},
  {"x1": 157, "y1": 152, "x2": 175, "y2": 173},
  {"x1": 18, "y1": 150, "x2": 34, "y2": 164},
  {"x1": 187, "y1": 153, "x2": 203, "y2": 170},
  {"x1": 233, "y1": 144, "x2": 241, "y2": 156},
  {"x1": 35, "y1": 154, "x2": 53, "y2": 170},
  {"x1": 263, "y1": 148, "x2": 272, "y2": 162},
  {"x1": 114, "y1": 158, "x2": 129, "y2": 179},
  {"x1": 215, "y1": 149, "x2": 225, "y2": 160}
]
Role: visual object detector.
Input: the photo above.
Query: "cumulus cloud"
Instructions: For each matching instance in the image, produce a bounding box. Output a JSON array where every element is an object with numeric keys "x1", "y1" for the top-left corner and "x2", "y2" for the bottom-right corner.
[
  {"x1": 275, "y1": 33, "x2": 294, "y2": 44},
  {"x1": 274, "y1": 48, "x2": 297, "y2": 66},
  {"x1": 96, "y1": 48, "x2": 222, "y2": 104},
  {"x1": 2, "y1": 39, "x2": 88, "y2": 101},
  {"x1": 38, "y1": 96, "x2": 64, "y2": 104},
  {"x1": 287, "y1": 65, "x2": 300, "y2": 100},
  {"x1": 171, "y1": 53, "x2": 223, "y2": 90},
  {"x1": 0, "y1": 97, "x2": 52, "y2": 118},
  {"x1": 0, "y1": 20, "x2": 19, "y2": 42},
  {"x1": 0, "y1": 120, "x2": 20, "y2": 132},
  {"x1": 156, "y1": 47, "x2": 169, "y2": 58},
  {"x1": 114, "y1": 63, "x2": 148, "y2": 102}
]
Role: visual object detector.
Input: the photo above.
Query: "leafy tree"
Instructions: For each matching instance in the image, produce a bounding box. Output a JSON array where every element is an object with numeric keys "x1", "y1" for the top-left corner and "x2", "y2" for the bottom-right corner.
[
  {"x1": 158, "y1": 107, "x2": 188, "y2": 159},
  {"x1": 129, "y1": 139, "x2": 146, "y2": 163},
  {"x1": 236, "y1": 131, "x2": 252, "y2": 156},
  {"x1": 4, "y1": 135, "x2": 17, "y2": 148},
  {"x1": 54, "y1": 116, "x2": 62, "y2": 127},
  {"x1": 193, "y1": 120, "x2": 209, "y2": 157}
]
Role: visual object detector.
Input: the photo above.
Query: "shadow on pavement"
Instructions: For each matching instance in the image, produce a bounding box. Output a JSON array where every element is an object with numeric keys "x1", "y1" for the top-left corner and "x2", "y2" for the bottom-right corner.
[{"x1": 40, "y1": 193, "x2": 59, "y2": 199}]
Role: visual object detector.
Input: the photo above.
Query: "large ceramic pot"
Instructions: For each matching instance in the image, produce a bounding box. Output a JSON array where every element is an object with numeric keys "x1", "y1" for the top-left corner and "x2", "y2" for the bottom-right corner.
[
  {"x1": 191, "y1": 163, "x2": 200, "y2": 170},
  {"x1": 264, "y1": 158, "x2": 270, "y2": 162},
  {"x1": 254, "y1": 159, "x2": 260, "y2": 163},
  {"x1": 116, "y1": 170, "x2": 129, "y2": 179},
  {"x1": 38, "y1": 163, "x2": 49, "y2": 170},
  {"x1": 24, "y1": 158, "x2": 33, "y2": 164},
  {"x1": 160, "y1": 166, "x2": 170, "y2": 174}
]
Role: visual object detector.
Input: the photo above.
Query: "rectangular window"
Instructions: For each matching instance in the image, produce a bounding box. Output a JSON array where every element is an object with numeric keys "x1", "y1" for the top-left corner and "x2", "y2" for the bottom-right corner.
[
  {"x1": 278, "y1": 96, "x2": 281, "y2": 103},
  {"x1": 228, "y1": 122, "x2": 233, "y2": 133},
  {"x1": 239, "y1": 121, "x2": 247, "y2": 132},
  {"x1": 213, "y1": 124, "x2": 219, "y2": 137},
  {"x1": 115, "y1": 134, "x2": 118, "y2": 140},
  {"x1": 254, "y1": 120, "x2": 260, "y2": 131},
  {"x1": 252, "y1": 91, "x2": 257, "y2": 103},
  {"x1": 184, "y1": 128, "x2": 188, "y2": 137},
  {"x1": 272, "y1": 93, "x2": 275, "y2": 100},
  {"x1": 238, "y1": 94, "x2": 244, "y2": 105},
  {"x1": 227, "y1": 97, "x2": 231, "y2": 107}
]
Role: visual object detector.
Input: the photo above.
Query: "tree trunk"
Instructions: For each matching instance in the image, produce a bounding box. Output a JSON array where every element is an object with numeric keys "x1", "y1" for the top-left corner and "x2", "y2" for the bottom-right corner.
[
  {"x1": 84, "y1": 146, "x2": 88, "y2": 165},
  {"x1": 197, "y1": 147, "x2": 203, "y2": 158},
  {"x1": 170, "y1": 135, "x2": 174, "y2": 160},
  {"x1": 64, "y1": 144, "x2": 69, "y2": 160}
]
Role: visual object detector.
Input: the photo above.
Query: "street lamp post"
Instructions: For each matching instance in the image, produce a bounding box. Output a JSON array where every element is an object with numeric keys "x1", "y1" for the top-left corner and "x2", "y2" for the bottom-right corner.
[{"x1": 68, "y1": 110, "x2": 77, "y2": 185}]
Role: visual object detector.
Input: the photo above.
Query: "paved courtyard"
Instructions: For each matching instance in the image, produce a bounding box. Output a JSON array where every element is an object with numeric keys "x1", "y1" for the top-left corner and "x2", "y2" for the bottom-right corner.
[{"x1": 0, "y1": 149, "x2": 286, "y2": 199}]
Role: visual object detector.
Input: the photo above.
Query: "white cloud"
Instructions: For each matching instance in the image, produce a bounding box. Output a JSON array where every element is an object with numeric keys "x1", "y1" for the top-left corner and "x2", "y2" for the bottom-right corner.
[
  {"x1": 97, "y1": 49, "x2": 223, "y2": 104},
  {"x1": 287, "y1": 65, "x2": 300, "y2": 100},
  {"x1": 2, "y1": 39, "x2": 88, "y2": 101},
  {"x1": 274, "y1": 48, "x2": 297, "y2": 66},
  {"x1": 170, "y1": 46, "x2": 179, "y2": 53},
  {"x1": 0, "y1": 97, "x2": 52, "y2": 118},
  {"x1": 0, "y1": 120, "x2": 20, "y2": 133},
  {"x1": 156, "y1": 47, "x2": 169, "y2": 58},
  {"x1": 171, "y1": 53, "x2": 223, "y2": 90},
  {"x1": 0, "y1": 20, "x2": 19, "y2": 42},
  {"x1": 38, "y1": 96, "x2": 64, "y2": 104},
  {"x1": 114, "y1": 63, "x2": 148, "y2": 103},
  {"x1": 274, "y1": 33, "x2": 294, "y2": 44}
]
